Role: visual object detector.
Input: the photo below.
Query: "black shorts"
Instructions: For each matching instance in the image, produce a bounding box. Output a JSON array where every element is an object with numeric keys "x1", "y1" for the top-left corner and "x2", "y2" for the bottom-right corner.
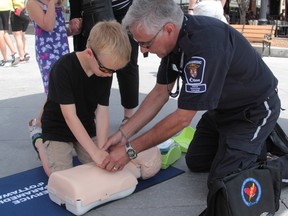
[
  {"x1": 0, "y1": 11, "x2": 10, "y2": 31},
  {"x1": 10, "y1": 12, "x2": 29, "y2": 32}
]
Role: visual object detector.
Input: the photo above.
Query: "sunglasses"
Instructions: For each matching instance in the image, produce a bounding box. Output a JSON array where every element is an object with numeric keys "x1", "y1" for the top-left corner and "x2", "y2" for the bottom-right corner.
[
  {"x1": 134, "y1": 25, "x2": 164, "y2": 49},
  {"x1": 90, "y1": 48, "x2": 117, "y2": 74}
]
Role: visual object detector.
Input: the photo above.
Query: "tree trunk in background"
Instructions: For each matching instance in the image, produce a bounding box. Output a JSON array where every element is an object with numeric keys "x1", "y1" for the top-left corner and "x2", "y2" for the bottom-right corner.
[{"x1": 236, "y1": 0, "x2": 250, "y2": 24}]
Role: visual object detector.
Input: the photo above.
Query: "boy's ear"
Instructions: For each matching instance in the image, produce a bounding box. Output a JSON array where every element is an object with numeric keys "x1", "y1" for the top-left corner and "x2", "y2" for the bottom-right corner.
[{"x1": 86, "y1": 48, "x2": 93, "y2": 58}]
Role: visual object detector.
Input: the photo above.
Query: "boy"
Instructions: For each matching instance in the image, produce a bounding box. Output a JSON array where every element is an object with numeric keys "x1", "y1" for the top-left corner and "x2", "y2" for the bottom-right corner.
[{"x1": 29, "y1": 20, "x2": 131, "y2": 176}]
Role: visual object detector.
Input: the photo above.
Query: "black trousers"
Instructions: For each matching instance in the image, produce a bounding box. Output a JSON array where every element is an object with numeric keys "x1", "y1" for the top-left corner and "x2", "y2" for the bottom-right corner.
[
  {"x1": 185, "y1": 91, "x2": 281, "y2": 187},
  {"x1": 113, "y1": 8, "x2": 139, "y2": 109},
  {"x1": 115, "y1": 35, "x2": 139, "y2": 109}
]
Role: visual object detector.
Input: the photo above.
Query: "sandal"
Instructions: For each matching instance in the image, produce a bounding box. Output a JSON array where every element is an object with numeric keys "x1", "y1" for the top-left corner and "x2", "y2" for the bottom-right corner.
[
  {"x1": 0, "y1": 60, "x2": 9, "y2": 67},
  {"x1": 11, "y1": 52, "x2": 20, "y2": 66},
  {"x1": 24, "y1": 53, "x2": 30, "y2": 61},
  {"x1": 28, "y1": 119, "x2": 42, "y2": 159}
]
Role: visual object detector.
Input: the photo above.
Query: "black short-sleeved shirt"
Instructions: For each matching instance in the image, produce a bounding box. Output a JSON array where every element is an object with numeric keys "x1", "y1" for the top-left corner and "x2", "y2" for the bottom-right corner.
[
  {"x1": 157, "y1": 15, "x2": 278, "y2": 111},
  {"x1": 42, "y1": 52, "x2": 112, "y2": 142}
]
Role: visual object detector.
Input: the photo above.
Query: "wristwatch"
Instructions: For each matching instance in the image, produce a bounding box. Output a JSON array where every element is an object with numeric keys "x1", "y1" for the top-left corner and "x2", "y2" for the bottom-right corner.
[{"x1": 125, "y1": 141, "x2": 137, "y2": 159}]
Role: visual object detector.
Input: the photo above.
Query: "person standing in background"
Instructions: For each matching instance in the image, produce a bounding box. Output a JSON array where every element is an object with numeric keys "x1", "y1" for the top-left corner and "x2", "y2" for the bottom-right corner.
[
  {"x1": 188, "y1": 0, "x2": 227, "y2": 23},
  {"x1": 27, "y1": 0, "x2": 70, "y2": 95},
  {"x1": 26, "y1": 0, "x2": 70, "y2": 128},
  {"x1": 0, "y1": 0, "x2": 20, "y2": 67},
  {"x1": 279, "y1": 9, "x2": 286, "y2": 23},
  {"x1": 112, "y1": 0, "x2": 139, "y2": 124},
  {"x1": 11, "y1": 0, "x2": 30, "y2": 63},
  {"x1": 68, "y1": 0, "x2": 84, "y2": 51}
]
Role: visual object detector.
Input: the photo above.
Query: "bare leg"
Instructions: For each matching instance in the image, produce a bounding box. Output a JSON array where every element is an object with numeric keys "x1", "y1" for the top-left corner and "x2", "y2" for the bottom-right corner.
[
  {"x1": 35, "y1": 99, "x2": 46, "y2": 128},
  {"x1": 34, "y1": 139, "x2": 52, "y2": 176},
  {"x1": 0, "y1": 30, "x2": 8, "y2": 61},
  {"x1": 36, "y1": 106, "x2": 44, "y2": 128},
  {"x1": 12, "y1": 31, "x2": 25, "y2": 59},
  {"x1": 29, "y1": 119, "x2": 52, "y2": 176},
  {"x1": 122, "y1": 108, "x2": 134, "y2": 124},
  {"x1": 22, "y1": 32, "x2": 27, "y2": 53},
  {"x1": 3, "y1": 30, "x2": 16, "y2": 54}
]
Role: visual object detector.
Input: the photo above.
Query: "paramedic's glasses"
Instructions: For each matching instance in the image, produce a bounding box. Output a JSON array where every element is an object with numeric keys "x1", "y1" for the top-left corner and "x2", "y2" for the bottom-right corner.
[
  {"x1": 134, "y1": 26, "x2": 164, "y2": 49},
  {"x1": 91, "y1": 49, "x2": 117, "y2": 74}
]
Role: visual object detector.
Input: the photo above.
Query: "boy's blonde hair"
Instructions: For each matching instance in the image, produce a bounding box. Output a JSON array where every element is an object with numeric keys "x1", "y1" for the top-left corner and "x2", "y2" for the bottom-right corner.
[{"x1": 87, "y1": 20, "x2": 131, "y2": 68}]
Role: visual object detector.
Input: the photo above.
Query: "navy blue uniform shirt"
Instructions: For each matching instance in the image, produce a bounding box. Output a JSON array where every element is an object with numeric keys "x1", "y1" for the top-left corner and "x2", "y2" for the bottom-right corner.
[{"x1": 157, "y1": 15, "x2": 278, "y2": 111}]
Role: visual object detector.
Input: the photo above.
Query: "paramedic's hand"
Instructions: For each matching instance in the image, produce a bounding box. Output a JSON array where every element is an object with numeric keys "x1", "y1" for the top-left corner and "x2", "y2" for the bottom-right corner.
[
  {"x1": 102, "y1": 130, "x2": 125, "y2": 151},
  {"x1": 103, "y1": 144, "x2": 130, "y2": 172}
]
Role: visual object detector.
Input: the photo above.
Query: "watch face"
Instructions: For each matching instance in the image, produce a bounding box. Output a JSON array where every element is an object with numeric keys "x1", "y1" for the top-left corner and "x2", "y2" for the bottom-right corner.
[{"x1": 127, "y1": 149, "x2": 136, "y2": 158}]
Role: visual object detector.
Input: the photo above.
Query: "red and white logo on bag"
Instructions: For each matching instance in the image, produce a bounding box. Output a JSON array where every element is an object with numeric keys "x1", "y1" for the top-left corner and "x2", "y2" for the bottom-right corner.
[{"x1": 241, "y1": 178, "x2": 262, "y2": 206}]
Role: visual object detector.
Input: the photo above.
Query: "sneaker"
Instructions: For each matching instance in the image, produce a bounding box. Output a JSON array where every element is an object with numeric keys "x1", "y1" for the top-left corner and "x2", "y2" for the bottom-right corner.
[
  {"x1": 0, "y1": 60, "x2": 9, "y2": 67},
  {"x1": 11, "y1": 53, "x2": 20, "y2": 66}
]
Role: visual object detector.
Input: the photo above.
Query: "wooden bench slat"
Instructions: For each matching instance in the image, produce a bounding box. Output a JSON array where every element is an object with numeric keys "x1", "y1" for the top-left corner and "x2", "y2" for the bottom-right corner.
[
  {"x1": 244, "y1": 29, "x2": 274, "y2": 34},
  {"x1": 230, "y1": 24, "x2": 275, "y2": 56}
]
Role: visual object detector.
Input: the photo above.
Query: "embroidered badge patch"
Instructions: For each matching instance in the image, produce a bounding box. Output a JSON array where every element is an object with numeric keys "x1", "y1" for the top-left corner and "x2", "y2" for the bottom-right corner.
[
  {"x1": 184, "y1": 57, "x2": 206, "y2": 93},
  {"x1": 241, "y1": 178, "x2": 262, "y2": 207}
]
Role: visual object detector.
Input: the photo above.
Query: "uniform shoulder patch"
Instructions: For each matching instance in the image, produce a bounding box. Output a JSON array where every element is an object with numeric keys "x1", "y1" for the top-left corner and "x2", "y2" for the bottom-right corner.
[{"x1": 184, "y1": 56, "x2": 206, "y2": 93}]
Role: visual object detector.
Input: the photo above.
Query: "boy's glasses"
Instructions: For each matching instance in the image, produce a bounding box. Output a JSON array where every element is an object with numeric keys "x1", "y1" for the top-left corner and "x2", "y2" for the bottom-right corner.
[
  {"x1": 91, "y1": 48, "x2": 117, "y2": 74},
  {"x1": 134, "y1": 26, "x2": 164, "y2": 49}
]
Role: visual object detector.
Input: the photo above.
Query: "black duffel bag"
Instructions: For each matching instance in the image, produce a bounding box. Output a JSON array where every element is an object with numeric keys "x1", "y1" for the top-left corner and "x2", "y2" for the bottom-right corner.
[{"x1": 200, "y1": 163, "x2": 282, "y2": 216}]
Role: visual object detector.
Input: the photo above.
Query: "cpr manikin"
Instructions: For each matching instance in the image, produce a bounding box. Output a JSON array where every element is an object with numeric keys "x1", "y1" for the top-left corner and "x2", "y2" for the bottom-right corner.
[{"x1": 47, "y1": 147, "x2": 161, "y2": 215}]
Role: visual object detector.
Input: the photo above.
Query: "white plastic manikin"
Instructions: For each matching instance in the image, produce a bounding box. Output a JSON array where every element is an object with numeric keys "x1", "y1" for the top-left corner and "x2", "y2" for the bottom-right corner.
[{"x1": 47, "y1": 147, "x2": 161, "y2": 215}]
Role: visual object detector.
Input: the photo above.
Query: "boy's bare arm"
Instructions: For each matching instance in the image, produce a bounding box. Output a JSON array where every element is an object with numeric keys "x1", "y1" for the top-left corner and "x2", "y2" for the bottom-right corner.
[
  {"x1": 60, "y1": 104, "x2": 110, "y2": 167},
  {"x1": 95, "y1": 104, "x2": 110, "y2": 149}
]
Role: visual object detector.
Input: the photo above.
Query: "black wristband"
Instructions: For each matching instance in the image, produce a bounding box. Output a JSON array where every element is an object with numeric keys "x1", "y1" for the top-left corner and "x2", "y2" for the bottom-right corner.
[{"x1": 189, "y1": 8, "x2": 193, "y2": 11}]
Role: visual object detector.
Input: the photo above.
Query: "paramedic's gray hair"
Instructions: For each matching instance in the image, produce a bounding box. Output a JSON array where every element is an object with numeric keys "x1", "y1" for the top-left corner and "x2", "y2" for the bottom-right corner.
[{"x1": 122, "y1": 0, "x2": 184, "y2": 35}]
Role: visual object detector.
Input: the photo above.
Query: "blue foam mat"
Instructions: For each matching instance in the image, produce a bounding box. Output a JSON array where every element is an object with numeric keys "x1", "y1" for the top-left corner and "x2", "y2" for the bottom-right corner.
[{"x1": 0, "y1": 162, "x2": 184, "y2": 216}]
